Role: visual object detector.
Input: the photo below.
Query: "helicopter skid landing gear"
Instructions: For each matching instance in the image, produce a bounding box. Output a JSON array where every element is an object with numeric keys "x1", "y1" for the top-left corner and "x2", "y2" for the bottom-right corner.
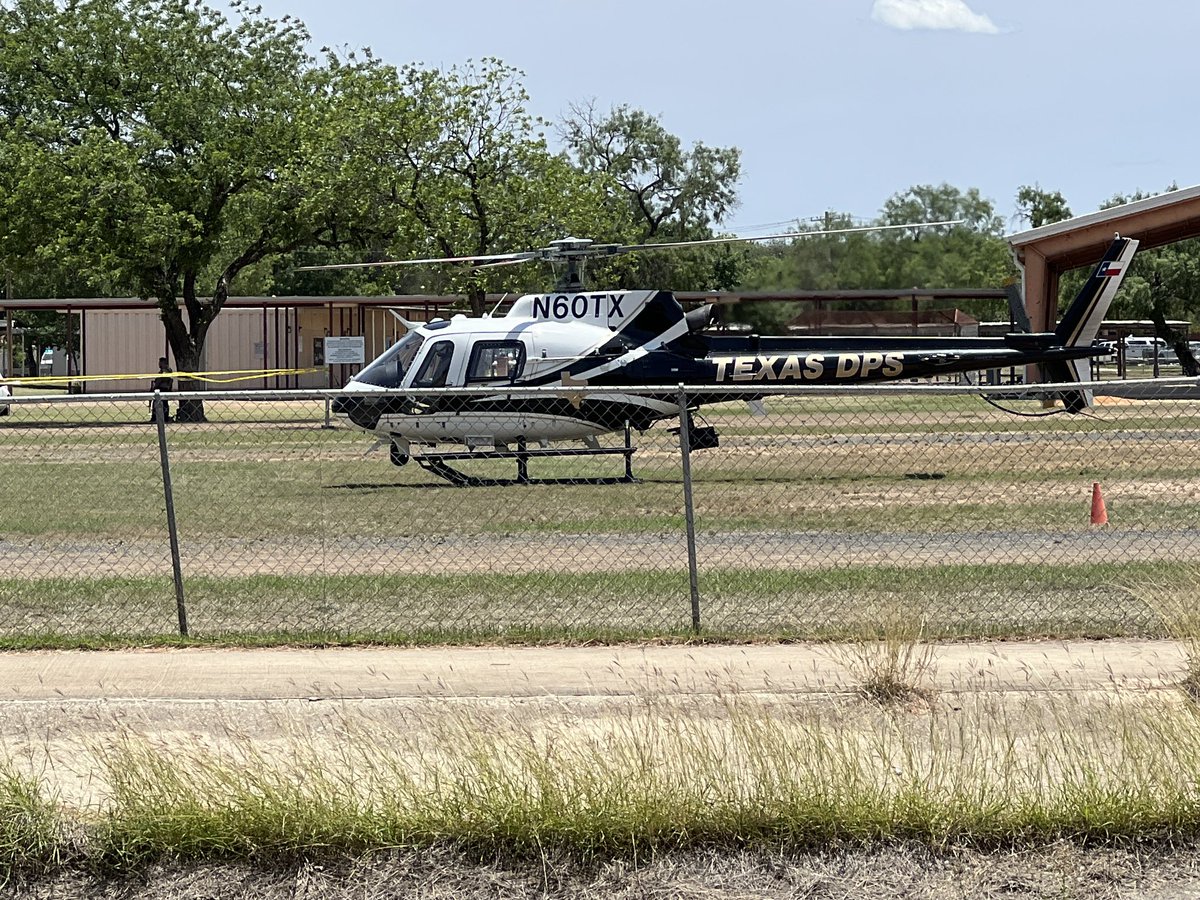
[{"x1": 413, "y1": 431, "x2": 638, "y2": 487}]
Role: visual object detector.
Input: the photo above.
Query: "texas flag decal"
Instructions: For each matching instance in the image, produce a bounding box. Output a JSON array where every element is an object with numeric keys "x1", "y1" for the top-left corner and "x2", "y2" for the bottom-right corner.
[{"x1": 1097, "y1": 261, "x2": 1123, "y2": 278}]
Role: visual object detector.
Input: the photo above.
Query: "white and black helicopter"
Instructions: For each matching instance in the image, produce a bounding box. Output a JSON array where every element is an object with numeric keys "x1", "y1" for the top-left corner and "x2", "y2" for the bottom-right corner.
[{"x1": 302, "y1": 225, "x2": 1138, "y2": 484}]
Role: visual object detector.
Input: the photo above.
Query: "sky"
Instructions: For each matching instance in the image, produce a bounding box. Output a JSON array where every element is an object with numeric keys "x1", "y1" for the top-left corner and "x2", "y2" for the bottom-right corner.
[{"x1": 252, "y1": 0, "x2": 1200, "y2": 237}]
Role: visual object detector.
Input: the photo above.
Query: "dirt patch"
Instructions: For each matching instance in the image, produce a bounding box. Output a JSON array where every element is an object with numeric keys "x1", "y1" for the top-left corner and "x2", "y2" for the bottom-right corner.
[{"x1": 11, "y1": 844, "x2": 1200, "y2": 899}]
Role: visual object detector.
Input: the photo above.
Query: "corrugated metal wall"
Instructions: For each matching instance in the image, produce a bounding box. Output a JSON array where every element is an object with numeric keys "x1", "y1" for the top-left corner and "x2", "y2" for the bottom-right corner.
[
  {"x1": 85, "y1": 309, "x2": 296, "y2": 392},
  {"x1": 84, "y1": 310, "x2": 169, "y2": 392},
  {"x1": 77, "y1": 305, "x2": 417, "y2": 393}
]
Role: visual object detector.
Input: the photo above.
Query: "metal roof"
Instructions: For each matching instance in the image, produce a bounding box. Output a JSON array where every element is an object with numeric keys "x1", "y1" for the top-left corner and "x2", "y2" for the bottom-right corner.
[
  {"x1": 1007, "y1": 183, "x2": 1200, "y2": 246},
  {"x1": 1006, "y1": 183, "x2": 1200, "y2": 273},
  {"x1": 0, "y1": 295, "x2": 464, "y2": 311}
]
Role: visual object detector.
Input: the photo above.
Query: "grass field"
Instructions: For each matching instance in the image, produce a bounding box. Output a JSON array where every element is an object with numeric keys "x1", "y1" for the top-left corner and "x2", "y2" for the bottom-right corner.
[
  {"x1": 0, "y1": 559, "x2": 1170, "y2": 645},
  {"x1": 1, "y1": 387, "x2": 1198, "y2": 644}
]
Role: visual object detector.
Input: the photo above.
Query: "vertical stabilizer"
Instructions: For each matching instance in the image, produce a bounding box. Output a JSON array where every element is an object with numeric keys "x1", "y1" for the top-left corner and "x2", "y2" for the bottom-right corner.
[
  {"x1": 1046, "y1": 235, "x2": 1139, "y2": 411},
  {"x1": 1055, "y1": 236, "x2": 1140, "y2": 348}
]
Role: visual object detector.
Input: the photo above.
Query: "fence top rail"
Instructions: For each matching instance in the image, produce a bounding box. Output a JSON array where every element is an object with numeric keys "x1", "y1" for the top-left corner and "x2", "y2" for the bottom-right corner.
[{"x1": 3, "y1": 377, "x2": 1200, "y2": 407}]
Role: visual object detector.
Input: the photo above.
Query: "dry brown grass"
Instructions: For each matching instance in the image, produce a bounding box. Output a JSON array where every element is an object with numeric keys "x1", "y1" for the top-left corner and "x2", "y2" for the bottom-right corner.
[
  {"x1": 826, "y1": 600, "x2": 937, "y2": 703},
  {"x1": 1125, "y1": 565, "x2": 1200, "y2": 700}
]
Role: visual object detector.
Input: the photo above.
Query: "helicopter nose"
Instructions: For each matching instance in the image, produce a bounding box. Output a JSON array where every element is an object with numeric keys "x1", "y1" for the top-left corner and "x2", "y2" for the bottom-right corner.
[{"x1": 331, "y1": 395, "x2": 379, "y2": 430}]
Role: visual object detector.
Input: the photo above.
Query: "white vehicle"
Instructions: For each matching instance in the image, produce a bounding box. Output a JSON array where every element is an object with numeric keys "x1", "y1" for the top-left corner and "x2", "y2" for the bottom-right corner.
[
  {"x1": 0, "y1": 379, "x2": 9, "y2": 416},
  {"x1": 1122, "y1": 336, "x2": 1174, "y2": 363}
]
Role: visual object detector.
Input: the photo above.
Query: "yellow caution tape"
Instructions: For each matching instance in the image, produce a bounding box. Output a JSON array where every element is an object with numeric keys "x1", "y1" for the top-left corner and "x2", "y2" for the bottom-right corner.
[{"x1": 1, "y1": 367, "x2": 322, "y2": 387}]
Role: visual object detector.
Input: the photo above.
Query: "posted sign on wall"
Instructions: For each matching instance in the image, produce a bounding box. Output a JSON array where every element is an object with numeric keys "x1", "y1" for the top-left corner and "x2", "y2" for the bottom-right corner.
[{"x1": 323, "y1": 336, "x2": 366, "y2": 365}]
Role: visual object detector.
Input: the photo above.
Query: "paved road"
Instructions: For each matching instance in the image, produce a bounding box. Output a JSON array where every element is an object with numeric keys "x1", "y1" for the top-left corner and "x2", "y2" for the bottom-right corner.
[{"x1": 0, "y1": 640, "x2": 1185, "y2": 702}]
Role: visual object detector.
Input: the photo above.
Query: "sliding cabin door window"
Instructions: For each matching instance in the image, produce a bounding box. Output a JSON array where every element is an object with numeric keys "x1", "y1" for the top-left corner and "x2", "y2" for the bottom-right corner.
[{"x1": 466, "y1": 341, "x2": 526, "y2": 383}]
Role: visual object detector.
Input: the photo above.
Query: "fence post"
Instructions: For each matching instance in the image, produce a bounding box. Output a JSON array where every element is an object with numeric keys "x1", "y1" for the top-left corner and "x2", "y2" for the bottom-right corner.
[
  {"x1": 155, "y1": 392, "x2": 189, "y2": 637},
  {"x1": 676, "y1": 386, "x2": 702, "y2": 633}
]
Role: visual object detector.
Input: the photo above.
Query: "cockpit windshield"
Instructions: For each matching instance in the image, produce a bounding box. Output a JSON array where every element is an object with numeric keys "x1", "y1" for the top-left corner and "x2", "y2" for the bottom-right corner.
[{"x1": 354, "y1": 332, "x2": 425, "y2": 388}]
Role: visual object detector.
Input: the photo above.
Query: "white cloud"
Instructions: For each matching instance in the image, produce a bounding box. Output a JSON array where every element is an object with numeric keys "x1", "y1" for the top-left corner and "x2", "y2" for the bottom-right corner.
[{"x1": 871, "y1": 0, "x2": 1001, "y2": 34}]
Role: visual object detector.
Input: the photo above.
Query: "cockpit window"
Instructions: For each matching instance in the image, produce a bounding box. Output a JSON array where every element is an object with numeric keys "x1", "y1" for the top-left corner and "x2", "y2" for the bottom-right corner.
[
  {"x1": 355, "y1": 331, "x2": 424, "y2": 388},
  {"x1": 412, "y1": 339, "x2": 455, "y2": 388},
  {"x1": 466, "y1": 341, "x2": 525, "y2": 383}
]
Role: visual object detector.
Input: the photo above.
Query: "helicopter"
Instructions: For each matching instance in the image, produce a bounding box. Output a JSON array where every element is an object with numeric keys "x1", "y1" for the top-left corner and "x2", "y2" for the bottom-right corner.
[{"x1": 300, "y1": 226, "x2": 1139, "y2": 484}]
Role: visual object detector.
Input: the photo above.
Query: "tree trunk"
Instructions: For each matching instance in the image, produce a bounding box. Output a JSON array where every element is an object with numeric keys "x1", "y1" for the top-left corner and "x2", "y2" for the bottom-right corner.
[
  {"x1": 1148, "y1": 305, "x2": 1199, "y2": 377},
  {"x1": 468, "y1": 287, "x2": 486, "y2": 317},
  {"x1": 166, "y1": 343, "x2": 208, "y2": 422},
  {"x1": 157, "y1": 288, "x2": 211, "y2": 423}
]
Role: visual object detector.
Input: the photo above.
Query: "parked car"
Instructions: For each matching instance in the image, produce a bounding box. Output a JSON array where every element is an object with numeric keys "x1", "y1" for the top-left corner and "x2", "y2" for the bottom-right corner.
[
  {"x1": 1122, "y1": 337, "x2": 1175, "y2": 363},
  {"x1": 0, "y1": 379, "x2": 9, "y2": 416}
]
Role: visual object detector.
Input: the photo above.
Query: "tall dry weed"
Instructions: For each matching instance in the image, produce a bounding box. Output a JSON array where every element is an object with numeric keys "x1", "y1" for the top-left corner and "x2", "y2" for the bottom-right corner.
[
  {"x1": 828, "y1": 599, "x2": 937, "y2": 702},
  {"x1": 1122, "y1": 566, "x2": 1200, "y2": 699}
]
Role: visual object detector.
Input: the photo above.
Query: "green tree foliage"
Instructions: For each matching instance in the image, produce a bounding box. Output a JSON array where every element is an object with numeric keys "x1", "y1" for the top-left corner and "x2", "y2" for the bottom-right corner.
[
  {"x1": 880, "y1": 183, "x2": 1004, "y2": 234},
  {"x1": 1014, "y1": 184, "x2": 1072, "y2": 229},
  {"x1": 1, "y1": 0, "x2": 748, "y2": 361},
  {"x1": 560, "y1": 102, "x2": 743, "y2": 291},
  {"x1": 874, "y1": 184, "x2": 1011, "y2": 289},
  {"x1": 0, "y1": 0, "x2": 392, "y2": 415},
  {"x1": 561, "y1": 102, "x2": 741, "y2": 240},
  {"x1": 290, "y1": 59, "x2": 618, "y2": 314},
  {"x1": 734, "y1": 186, "x2": 1015, "y2": 333}
]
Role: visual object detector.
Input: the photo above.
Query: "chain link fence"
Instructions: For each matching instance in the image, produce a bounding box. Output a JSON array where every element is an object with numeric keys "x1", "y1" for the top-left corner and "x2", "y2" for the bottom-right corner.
[{"x1": 2, "y1": 380, "x2": 1198, "y2": 643}]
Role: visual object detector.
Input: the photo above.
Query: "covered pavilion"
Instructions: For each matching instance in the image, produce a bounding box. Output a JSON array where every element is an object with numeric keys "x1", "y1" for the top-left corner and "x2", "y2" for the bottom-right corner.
[{"x1": 1008, "y1": 184, "x2": 1200, "y2": 333}]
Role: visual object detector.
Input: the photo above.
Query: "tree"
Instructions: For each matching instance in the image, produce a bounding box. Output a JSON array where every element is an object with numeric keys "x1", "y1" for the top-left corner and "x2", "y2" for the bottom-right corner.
[
  {"x1": 875, "y1": 184, "x2": 1013, "y2": 291},
  {"x1": 1014, "y1": 184, "x2": 1072, "y2": 229},
  {"x1": 732, "y1": 186, "x2": 1017, "y2": 333},
  {"x1": 560, "y1": 102, "x2": 742, "y2": 291},
  {"x1": 880, "y1": 183, "x2": 1004, "y2": 235},
  {"x1": 561, "y1": 102, "x2": 741, "y2": 240},
  {"x1": 0, "y1": 0, "x2": 390, "y2": 418},
  {"x1": 313, "y1": 59, "x2": 617, "y2": 315}
]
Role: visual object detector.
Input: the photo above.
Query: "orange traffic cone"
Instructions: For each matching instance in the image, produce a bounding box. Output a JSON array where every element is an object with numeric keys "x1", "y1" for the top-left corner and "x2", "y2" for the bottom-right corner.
[{"x1": 1090, "y1": 482, "x2": 1108, "y2": 526}]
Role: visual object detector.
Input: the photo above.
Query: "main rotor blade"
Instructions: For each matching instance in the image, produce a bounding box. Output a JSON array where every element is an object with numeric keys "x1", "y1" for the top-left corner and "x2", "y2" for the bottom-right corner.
[
  {"x1": 296, "y1": 251, "x2": 536, "y2": 272},
  {"x1": 471, "y1": 257, "x2": 534, "y2": 270},
  {"x1": 618, "y1": 220, "x2": 965, "y2": 254},
  {"x1": 294, "y1": 219, "x2": 965, "y2": 274}
]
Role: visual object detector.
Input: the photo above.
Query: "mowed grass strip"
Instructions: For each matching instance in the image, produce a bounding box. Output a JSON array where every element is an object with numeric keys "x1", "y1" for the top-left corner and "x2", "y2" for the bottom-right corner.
[
  {"x1": 3, "y1": 456, "x2": 1200, "y2": 536},
  {"x1": 0, "y1": 561, "x2": 1168, "y2": 646},
  {"x1": 4, "y1": 392, "x2": 1200, "y2": 539}
]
